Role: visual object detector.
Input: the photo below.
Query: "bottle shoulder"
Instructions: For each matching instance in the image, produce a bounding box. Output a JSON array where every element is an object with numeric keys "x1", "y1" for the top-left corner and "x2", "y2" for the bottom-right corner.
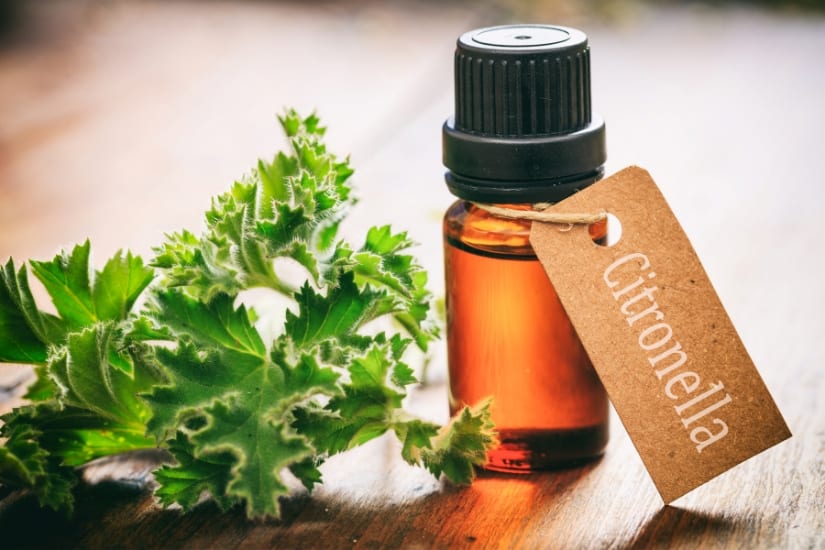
[
  {"x1": 443, "y1": 200, "x2": 535, "y2": 256},
  {"x1": 443, "y1": 200, "x2": 607, "y2": 255}
]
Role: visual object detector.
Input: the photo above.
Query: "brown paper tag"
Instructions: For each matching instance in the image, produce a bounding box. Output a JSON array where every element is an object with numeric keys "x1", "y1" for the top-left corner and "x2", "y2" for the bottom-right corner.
[{"x1": 530, "y1": 166, "x2": 791, "y2": 503}]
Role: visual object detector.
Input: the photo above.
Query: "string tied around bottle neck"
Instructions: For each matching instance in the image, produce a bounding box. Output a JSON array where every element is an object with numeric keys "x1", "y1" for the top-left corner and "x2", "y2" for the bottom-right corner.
[{"x1": 472, "y1": 203, "x2": 607, "y2": 225}]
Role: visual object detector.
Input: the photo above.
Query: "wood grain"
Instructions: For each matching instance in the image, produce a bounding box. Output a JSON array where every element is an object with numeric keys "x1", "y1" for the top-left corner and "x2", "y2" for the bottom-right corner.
[
  {"x1": 0, "y1": 386, "x2": 819, "y2": 549},
  {"x1": 1, "y1": 1, "x2": 823, "y2": 548}
]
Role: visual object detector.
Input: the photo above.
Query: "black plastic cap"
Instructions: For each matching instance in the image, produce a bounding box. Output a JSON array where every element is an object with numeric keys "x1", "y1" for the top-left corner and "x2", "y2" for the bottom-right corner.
[{"x1": 443, "y1": 24, "x2": 606, "y2": 202}]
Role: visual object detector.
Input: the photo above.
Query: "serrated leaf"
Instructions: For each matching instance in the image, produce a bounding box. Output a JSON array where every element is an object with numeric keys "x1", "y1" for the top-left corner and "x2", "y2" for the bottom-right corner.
[
  {"x1": 24, "y1": 364, "x2": 57, "y2": 401},
  {"x1": 348, "y1": 226, "x2": 437, "y2": 350},
  {"x1": 393, "y1": 419, "x2": 439, "y2": 463},
  {"x1": 420, "y1": 399, "x2": 498, "y2": 484},
  {"x1": 278, "y1": 110, "x2": 303, "y2": 138},
  {"x1": 25, "y1": 241, "x2": 153, "y2": 333},
  {"x1": 49, "y1": 324, "x2": 157, "y2": 428},
  {"x1": 292, "y1": 335, "x2": 418, "y2": 456},
  {"x1": 0, "y1": 419, "x2": 77, "y2": 513},
  {"x1": 92, "y1": 251, "x2": 154, "y2": 321},
  {"x1": 142, "y1": 112, "x2": 489, "y2": 520},
  {"x1": 154, "y1": 433, "x2": 236, "y2": 511},
  {"x1": 144, "y1": 342, "x2": 260, "y2": 440},
  {"x1": 391, "y1": 360, "x2": 417, "y2": 388},
  {"x1": 257, "y1": 152, "x2": 298, "y2": 218},
  {"x1": 284, "y1": 273, "x2": 392, "y2": 348},
  {"x1": 0, "y1": 423, "x2": 45, "y2": 487},
  {"x1": 6, "y1": 404, "x2": 155, "y2": 467},
  {"x1": 288, "y1": 456, "x2": 324, "y2": 492},
  {"x1": 0, "y1": 259, "x2": 64, "y2": 363},
  {"x1": 153, "y1": 111, "x2": 355, "y2": 303},
  {"x1": 144, "y1": 334, "x2": 340, "y2": 518},
  {"x1": 30, "y1": 241, "x2": 96, "y2": 329},
  {"x1": 152, "y1": 229, "x2": 244, "y2": 300},
  {"x1": 0, "y1": 246, "x2": 153, "y2": 366},
  {"x1": 194, "y1": 395, "x2": 313, "y2": 518},
  {"x1": 150, "y1": 291, "x2": 265, "y2": 360}
]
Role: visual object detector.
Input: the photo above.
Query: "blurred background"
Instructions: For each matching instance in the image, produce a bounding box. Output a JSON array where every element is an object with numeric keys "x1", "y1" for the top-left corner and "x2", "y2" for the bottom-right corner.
[{"x1": 1, "y1": 0, "x2": 823, "y2": 392}]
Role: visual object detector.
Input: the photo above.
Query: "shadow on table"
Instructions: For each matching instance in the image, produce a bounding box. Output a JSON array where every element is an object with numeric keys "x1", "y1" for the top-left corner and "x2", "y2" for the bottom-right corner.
[
  {"x1": 0, "y1": 455, "x2": 598, "y2": 549},
  {"x1": 618, "y1": 504, "x2": 752, "y2": 549}
]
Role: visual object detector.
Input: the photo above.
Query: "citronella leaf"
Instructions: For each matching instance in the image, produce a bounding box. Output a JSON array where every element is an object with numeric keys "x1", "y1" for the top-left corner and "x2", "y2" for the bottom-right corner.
[
  {"x1": 256, "y1": 152, "x2": 298, "y2": 219},
  {"x1": 292, "y1": 334, "x2": 420, "y2": 455},
  {"x1": 153, "y1": 355, "x2": 337, "y2": 517},
  {"x1": 393, "y1": 418, "x2": 440, "y2": 464},
  {"x1": 6, "y1": 404, "x2": 155, "y2": 468},
  {"x1": 150, "y1": 291, "x2": 265, "y2": 360},
  {"x1": 2, "y1": 244, "x2": 159, "y2": 398},
  {"x1": 0, "y1": 419, "x2": 77, "y2": 514},
  {"x1": 193, "y1": 395, "x2": 313, "y2": 518},
  {"x1": 142, "y1": 111, "x2": 497, "y2": 518},
  {"x1": 29, "y1": 241, "x2": 96, "y2": 329},
  {"x1": 0, "y1": 422, "x2": 45, "y2": 488},
  {"x1": 152, "y1": 229, "x2": 244, "y2": 301},
  {"x1": 279, "y1": 110, "x2": 302, "y2": 138},
  {"x1": 144, "y1": 324, "x2": 339, "y2": 517},
  {"x1": 91, "y1": 251, "x2": 154, "y2": 321},
  {"x1": 0, "y1": 259, "x2": 66, "y2": 363},
  {"x1": 153, "y1": 111, "x2": 355, "y2": 301},
  {"x1": 144, "y1": 341, "x2": 259, "y2": 440},
  {"x1": 153, "y1": 433, "x2": 236, "y2": 511},
  {"x1": 420, "y1": 399, "x2": 497, "y2": 484},
  {"x1": 210, "y1": 179, "x2": 281, "y2": 292},
  {"x1": 347, "y1": 226, "x2": 437, "y2": 351},
  {"x1": 288, "y1": 456, "x2": 324, "y2": 492},
  {"x1": 284, "y1": 273, "x2": 383, "y2": 348},
  {"x1": 46, "y1": 324, "x2": 157, "y2": 428}
]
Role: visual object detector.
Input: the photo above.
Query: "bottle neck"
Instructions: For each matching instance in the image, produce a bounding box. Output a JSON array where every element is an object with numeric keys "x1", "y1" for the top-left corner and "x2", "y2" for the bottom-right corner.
[{"x1": 445, "y1": 166, "x2": 604, "y2": 204}]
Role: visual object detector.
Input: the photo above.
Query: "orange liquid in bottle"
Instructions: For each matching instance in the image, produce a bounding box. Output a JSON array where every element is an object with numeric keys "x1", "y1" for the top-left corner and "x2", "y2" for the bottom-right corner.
[{"x1": 444, "y1": 201, "x2": 608, "y2": 472}]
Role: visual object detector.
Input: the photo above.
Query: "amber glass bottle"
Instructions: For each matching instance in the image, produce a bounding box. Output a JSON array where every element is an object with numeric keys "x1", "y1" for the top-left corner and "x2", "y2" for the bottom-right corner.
[{"x1": 442, "y1": 25, "x2": 609, "y2": 472}]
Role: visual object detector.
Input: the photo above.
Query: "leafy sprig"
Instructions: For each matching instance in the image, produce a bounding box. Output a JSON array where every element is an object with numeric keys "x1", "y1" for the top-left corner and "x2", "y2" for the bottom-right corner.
[
  {"x1": 0, "y1": 110, "x2": 496, "y2": 518},
  {"x1": 0, "y1": 244, "x2": 161, "y2": 512}
]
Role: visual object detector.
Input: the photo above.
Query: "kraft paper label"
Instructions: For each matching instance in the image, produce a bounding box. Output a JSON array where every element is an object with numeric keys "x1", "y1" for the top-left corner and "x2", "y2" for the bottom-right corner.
[{"x1": 530, "y1": 166, "x2": 791, "y2": 503}]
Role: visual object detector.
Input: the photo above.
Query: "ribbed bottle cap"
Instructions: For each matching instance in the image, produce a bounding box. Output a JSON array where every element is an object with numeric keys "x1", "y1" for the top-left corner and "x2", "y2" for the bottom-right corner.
[{"x1": 443, "y1": 24, "x2": 606, "y2": 202}]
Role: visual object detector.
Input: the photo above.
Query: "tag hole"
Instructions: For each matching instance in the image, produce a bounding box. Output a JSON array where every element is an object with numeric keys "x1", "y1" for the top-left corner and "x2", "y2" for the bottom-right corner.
[{"x1": 590, "y1": 212, "x2": 622, "y2": 247}]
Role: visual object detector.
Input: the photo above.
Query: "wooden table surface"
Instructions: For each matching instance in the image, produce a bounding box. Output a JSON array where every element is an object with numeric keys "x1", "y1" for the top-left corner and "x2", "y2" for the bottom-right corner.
[{"x1": 1, "y1": 2, "x2": 823, "y2": 548}]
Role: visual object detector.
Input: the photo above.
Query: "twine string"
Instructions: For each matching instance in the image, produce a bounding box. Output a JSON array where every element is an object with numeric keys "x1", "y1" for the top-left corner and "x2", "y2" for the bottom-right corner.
[{"x1": 472, "y1": 203, "x2": 607, "y2": 225}]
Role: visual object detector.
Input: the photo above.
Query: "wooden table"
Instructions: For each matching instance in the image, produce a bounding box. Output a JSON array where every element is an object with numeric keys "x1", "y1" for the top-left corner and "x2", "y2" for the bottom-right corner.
[{"x1": 1, "y1": 2, "x2": 823, "y2": 548}]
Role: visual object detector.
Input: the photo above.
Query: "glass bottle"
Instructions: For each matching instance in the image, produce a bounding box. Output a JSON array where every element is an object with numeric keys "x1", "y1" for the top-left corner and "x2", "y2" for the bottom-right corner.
[{"x1": 442, "y1": 25, "x2": 609, "y2": 472}]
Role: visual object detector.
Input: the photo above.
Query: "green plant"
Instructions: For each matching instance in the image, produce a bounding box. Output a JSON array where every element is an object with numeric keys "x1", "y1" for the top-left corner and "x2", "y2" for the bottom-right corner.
[{"x1": 0, "y1": 110, "x2": 496, "y2": 519}]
